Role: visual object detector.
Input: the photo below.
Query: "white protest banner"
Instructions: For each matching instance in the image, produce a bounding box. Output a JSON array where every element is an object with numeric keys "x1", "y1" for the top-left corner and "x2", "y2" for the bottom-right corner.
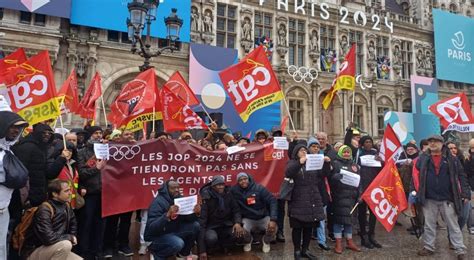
[
  {"x1": 360, "y1": 155, "x2": 382, "y2": 167},
  {"x1": 94, "y1": 143, "x2": 110, "y2": 160},
  {"x1": 306, "y1": 154, "x2": 325, "y2": 171},
  {"x1": 273, "y1": 137, "x2": 289, "y2": 150},
  {"x1": 174, "y1": 195, "x2": 198, "y2": 215},
  {"x1": 226, "y1": 145, "x2": 246, "y2": 154},
  {"x1": 340, "y1": 169, "x2": 360, "y2": 187}
]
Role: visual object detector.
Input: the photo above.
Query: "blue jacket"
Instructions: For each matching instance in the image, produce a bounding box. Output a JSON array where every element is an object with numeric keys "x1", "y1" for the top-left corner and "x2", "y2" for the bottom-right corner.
[
  {"x1": 230, "y1": 174, "x2": 278, "y2": 221},
  {"x1": 144, "y1": 181, "x2": 198, "y2": 241}
]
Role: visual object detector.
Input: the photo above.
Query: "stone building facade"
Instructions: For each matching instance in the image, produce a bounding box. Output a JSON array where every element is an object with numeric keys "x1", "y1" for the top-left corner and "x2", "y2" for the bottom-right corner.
[{"x1": 0, "y1": 0, "x2": 473, "y2": 144}]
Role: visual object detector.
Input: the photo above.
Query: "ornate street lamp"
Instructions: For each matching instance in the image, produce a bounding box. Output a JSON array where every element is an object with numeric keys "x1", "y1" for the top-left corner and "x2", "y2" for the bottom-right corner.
[{"x1": 127, "y1": 0, "x2": 183, "y2": 71}]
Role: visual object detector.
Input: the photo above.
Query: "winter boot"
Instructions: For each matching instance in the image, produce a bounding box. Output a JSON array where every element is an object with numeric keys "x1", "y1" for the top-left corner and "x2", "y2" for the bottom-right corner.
[
  {"x1": 346, "y1": 238, "x2": 361, "y2": 252},
  {"x1": 369, "y1": 235, "x2": 382, "y2": 248},
  {"x1": 361, "y1": 235, "x2": 374, "y2": 249},
  {"x1": 334, "y1": 238, "x2": 343, "y2": 254}
]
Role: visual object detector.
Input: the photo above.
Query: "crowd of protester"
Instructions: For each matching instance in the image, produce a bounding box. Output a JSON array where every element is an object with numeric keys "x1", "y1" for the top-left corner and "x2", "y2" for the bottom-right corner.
[{"x1": 0, "y1": 107, "x2": 473, "y2": 260}]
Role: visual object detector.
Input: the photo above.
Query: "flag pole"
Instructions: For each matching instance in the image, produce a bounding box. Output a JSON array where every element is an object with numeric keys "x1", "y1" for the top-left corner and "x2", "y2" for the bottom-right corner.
[
  {"x1": 351, "y1": 89, "x2": 356, "y2": 123},
  {"x1": 57, "y1": 98, "x2": 67, "y2": 149},
  {"x1": 100, "y1": 95, "x2": 108, "y2": 127},
  {"x1": 152, "y1": 105, "x2": 156, "y2": 133}
]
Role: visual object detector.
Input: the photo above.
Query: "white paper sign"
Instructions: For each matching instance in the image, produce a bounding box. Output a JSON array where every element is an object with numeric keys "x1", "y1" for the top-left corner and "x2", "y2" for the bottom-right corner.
[
  {"x1": 226, "y1": 145, "x2": 246, "y2": 154},
  {"x1": 174, "y1": 195, "x2": 198, "y2": 215},
  {"x1": 360, "y1": 155, "x2": 382, "y2": 167},
  {"x1": 306, "y1": 154, "x2": 325, "y2": 171},
  {"x1": 340, "y1": 169, "x2": 360, "y2": 187},
  {"x1": 93, "y1": 143, "x2": 109, "y2": 160},
  {"x1": 273, "y1": 137, "x2": 289, "y2": 150}
]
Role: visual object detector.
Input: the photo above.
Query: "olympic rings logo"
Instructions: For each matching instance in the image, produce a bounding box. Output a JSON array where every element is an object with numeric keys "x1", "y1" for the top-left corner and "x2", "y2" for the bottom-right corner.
[
  {"x1": 109, "y1": 145, "x2": 141, "y2": 161},
  {"x1": 287, "y1": 65, "x2": 319, "y2": 84}
]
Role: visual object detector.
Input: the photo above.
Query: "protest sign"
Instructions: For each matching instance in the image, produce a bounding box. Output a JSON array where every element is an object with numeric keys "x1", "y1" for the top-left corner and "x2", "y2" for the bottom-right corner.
[
  {"x1": 94, "y1": 143, "x2": 109, "y2": 160},
  {"x1": 102, "y1": 140, "x2": 287, "y2": 217},
  {"x1": 273, "y1": 137, "x2": 289, "y2": 150},
  {"x1": 360, "y1": 155, "x2": 382, "y2": 167},
  {"x1": 340, "y1": 169, "x2": 360, "y2": 187},
  {"x1": 306, "y1": 154, "x2": 324, "y2": 171},
  {"x1": 174, "y1": 195, "x2": 198, "y2": 215}
]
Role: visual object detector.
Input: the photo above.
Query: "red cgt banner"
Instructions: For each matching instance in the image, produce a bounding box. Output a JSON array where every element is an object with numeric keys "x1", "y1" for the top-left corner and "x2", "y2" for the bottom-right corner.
[{"x1": 101, "y1": 140, "x2": 287, "y2": 217}]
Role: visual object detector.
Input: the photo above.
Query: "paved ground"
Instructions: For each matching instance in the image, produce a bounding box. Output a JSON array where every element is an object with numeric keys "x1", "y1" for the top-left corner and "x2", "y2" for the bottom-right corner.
[{"x1": 109, "y1": 212, "x2": 474, "y2": 260}]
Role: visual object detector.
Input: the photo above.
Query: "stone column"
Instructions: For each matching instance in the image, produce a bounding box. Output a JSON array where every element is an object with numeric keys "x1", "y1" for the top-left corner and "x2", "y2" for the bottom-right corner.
[
  {"x1": 311, "y1": 82, "x2": 320, "y2": 133},
  {"x1": 369, "y1": 88, "x2": 378, "y2": 137}
]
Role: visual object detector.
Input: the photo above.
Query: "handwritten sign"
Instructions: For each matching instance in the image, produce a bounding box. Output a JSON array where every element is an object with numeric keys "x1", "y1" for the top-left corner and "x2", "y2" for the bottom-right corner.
[
  {"x1": 360, "y1": 155, "x2": 382, "y2": 167},
  {"x1": 174, "y1": 195, "x2": 198, "y2": 215},
  {"x1": 273, "y1": 137, "x2": 289, "y2": 150},
  {"x1": 306, "y1": 154, "x2": 325, "y2": 171},
  {"x1": 94, "y1": 143, "x2": 110, "y2": 160},
  {"x1": 340, "y1": 169, "x2": 360, "y2": 187}
]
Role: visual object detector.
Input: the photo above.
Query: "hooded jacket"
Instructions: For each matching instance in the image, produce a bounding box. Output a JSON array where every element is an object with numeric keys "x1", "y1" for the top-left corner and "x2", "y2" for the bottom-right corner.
[
  {"x1": 12, "y1": 124, "x2": 65, "y2": 206},
  {"x1": 355, "y1": 139, "x2": 383, "y2": 193},
  {"x1": 144, "y1": 181, "x2": 198, "y2": 241},
  {"x1": 307, "y1": 139, "x2": 332, "y2": 206},
  {"x1": 330, "y1": 147, "x2": 360, "y2": 225},
  {"x1": 230, "y1": 174, "x2": 278, "y2": 221},
  {"x1": 0, "y1": 111, "x2": 28, "y2": 209},
  {"x1": 77, "y1": 140, "x2": 102, "y2": 195},
  {"x1": 285, "y1": 144, "x2": 325, "y2": 223},
  {"x1": 464, "y1": 151, "x2": 474, "y2": 190}
]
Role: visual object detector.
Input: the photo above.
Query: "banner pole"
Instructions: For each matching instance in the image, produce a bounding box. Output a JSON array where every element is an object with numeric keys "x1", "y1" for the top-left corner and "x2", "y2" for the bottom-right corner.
[
  {"x1": 282, "y1": 95, "x2": 297, "y2": 134},
  {"x1": 351, "y1": 89, "x2": 356, "y2": 123},
  {"x1": 100, "y1": 95, "x2": 108, "y2": 127},
  {"x1": 152, "y1": 105, "x2": 156, "y2": 133},
  {"x1": 350, "y1": 201, "x2": 360, "y2": 215},
  {"x1": 57, "y1": 98, "x2": 67, "y2": 149}
]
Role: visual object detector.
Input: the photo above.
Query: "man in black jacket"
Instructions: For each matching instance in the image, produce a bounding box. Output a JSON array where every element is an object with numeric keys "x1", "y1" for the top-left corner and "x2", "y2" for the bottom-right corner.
[
  {"x1": 144, "y1": 180, "x2": 200, "y2": 260},
  {"x1": 231, "y1": 172, "x2": 277, "y2": 253},
  {"x1": 76, "y1": 126, "x2": 105, "y2": 259},
  {"x1": 13, "y1": 123, "x2": 69, "y2": 207},
  {"x1": 415, "y1": 135, "x2": 470, "y2": 260},
  {"x1": 22, "y1": 179, "x2": 80, "y2": 259},
  {"x1": 198, "y1": 176, "x2": 245, "y2": 260}
]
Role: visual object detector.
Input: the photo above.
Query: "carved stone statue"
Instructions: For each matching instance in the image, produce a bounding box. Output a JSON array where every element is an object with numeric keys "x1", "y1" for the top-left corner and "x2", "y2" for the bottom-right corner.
[
  {"x1": 367, "y1": 40, "x2": 376, "y2": 60},
  {"x1": 191, "y1": 7, "x2": 200, "y2": 32},
  {"x1": 416, "y1": 49, "x2": 425, "y2": 70},
  {"x1": 339, "y1": 35, "x2": 349, "y2": 57},
  {"x1": 277, "y1": 24, "x2": 287, "y2": 47},
  {"x1": 203, "y1": 10, "x2": 213, "y2": 33},
  {"x1": 424, "y1": 50, "x2": 432, "y2": 70},
  {"x1": 241, "y1": 19, "x2": 252, "y2": 41},
  {"x1": 310, "y1": 30, "x2": 319, "y2": 52},
  {"x1": 392, "y1": 45, "x2": 401, "y2": 65}
]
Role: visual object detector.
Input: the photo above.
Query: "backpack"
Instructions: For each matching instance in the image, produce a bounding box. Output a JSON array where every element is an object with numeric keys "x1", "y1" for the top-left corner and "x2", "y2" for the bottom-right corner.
[
  {"x1": 12, "y1": 202, "x2": 54, "y2": 252},
  {"x1": 1, "y1": 149, "x2": 29, "y2": 189}
]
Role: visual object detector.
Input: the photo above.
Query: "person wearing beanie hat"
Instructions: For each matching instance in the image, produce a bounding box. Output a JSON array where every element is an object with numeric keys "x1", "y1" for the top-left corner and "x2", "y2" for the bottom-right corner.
[
  {"x1": 344, "y1": 122, "x2": 362, "y2": 157},
  {"x1": 354, "y1": 134, "x2": 383, "y2": 249},
  {"x1": 230, "y1": 173, "x2": 278, "y2": 253},
  {"x1": 198, "y1": 176, "x2": 245, "y2": 259},
  {"x1": 329, "y1": 145, "x2": 361, "y2": 254},
  {"x1": 109, "y1": 129, "x2": 122, "y2": 141},
  {"x1": 254, "y1": 129, "x2": 269, "y2": 144}
]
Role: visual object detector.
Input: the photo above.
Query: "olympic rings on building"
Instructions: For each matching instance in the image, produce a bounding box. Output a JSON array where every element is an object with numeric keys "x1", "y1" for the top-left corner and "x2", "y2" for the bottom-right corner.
[{"x1": 287, "y1": 65, "x2": 319, "y2": 84}]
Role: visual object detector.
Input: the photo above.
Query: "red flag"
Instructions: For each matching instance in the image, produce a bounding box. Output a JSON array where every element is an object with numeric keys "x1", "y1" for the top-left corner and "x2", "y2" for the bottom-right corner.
[
  {"x1": 379, "y1": 123, "x2": 403, "y2": 162},
  {"x1": 219, "y1": 46, "x2": 284, "y2": 122},
  {"x1": 1, "y1": 50, "x2": 61, "y2": 125},
  {"x1": 360, "y1": 159, "x2": 408, "y2": 232},
  {"x1": 77, "y1": 72, "x2": 102, "y2": 119},
  {"x1": 0, "y1": 48, "x2": 27, "y2": 81},
  {"x1": 245, "y1": 131, "x2": 252, "y2": 139},
  {"x1": 108, "y1": 69, "x2": 161, "y2": 130},
  {"x1": 58, "y1": 69, "x2": 80, "y2": 114},
  {"x1": 161, "y1": 87, "x2": 208, "y2": 132},
  {"x1": 280, "y1": 115, "x2": 289, "y2": 135},
  {"x1": 322, "y1": 44, "x2": 356, "y2": 109},
  {"x1": 428, "y1": 92, "x2": 474, "y2": 133},
  {"x1": 163, "y1": 71, "x2": 199, "y2": 106}
]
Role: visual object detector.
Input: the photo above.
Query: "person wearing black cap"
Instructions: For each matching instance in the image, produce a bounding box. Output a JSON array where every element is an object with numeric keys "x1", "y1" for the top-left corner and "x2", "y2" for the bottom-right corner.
[
  {"x1": 414, "y1": 135, "x2": 470, "y2": 260},
  {"x1": 230, "y1": 172, "x2": 277, "y2": 253},
  {"x1": 76, "y1": 125, "x2": 105, "y2": 259},
  {"x1": 198, "y1": 176, "x2": 245, "y2": 260},
  {"x1": 70, "y1": 128, "x2": 89, "y2": 150},
  {"x1": 355, "y1": 134, "x2": 383, "y2": 249}
]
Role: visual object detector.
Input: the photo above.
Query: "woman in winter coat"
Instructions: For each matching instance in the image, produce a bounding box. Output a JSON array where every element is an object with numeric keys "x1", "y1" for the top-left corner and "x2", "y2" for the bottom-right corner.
[
  {"x1": 286, "y1": 144, "x2": 325, "y2": 260},
  {"x1": 330, "y1": 145, "x2": 361, "y2": 254}
]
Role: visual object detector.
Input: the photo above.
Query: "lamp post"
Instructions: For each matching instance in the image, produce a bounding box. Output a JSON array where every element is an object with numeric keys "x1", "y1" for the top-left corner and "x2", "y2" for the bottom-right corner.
[{"x1": 127, "y1": 0, "x2": 183, "y2": 71}]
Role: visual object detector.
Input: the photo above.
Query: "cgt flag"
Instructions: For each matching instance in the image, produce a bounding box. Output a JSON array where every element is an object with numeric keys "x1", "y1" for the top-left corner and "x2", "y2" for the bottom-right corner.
[
  {"x1": 0, "y1": 48, "x2": 27, "y2": 82},
  {"x1": 322, "y1": 44, "x2": 356, "y2": 110},
  {"x1": 360, "y1": 159, "x2": 408, "y2": 232},
  {"x1": 379, "y1": 123, "x2": 403, "y2": 162},
  {"x1": 77, "y1": 72, "x2": 102, "y2": 120},
  {"x1": 108, "y1": 69, "x2": 162, "y2": 131},
  {"x1": 1, "y1": 50, "x2": 61, "y2": 125},
  {"x1": 219, "y1": 45, "x2": 284, "y2": 122},
  {"x1": 58, "y1": 69, "x2": 80, "y2": 114},
  {"x1": 161, "y1": 86, "x2": 208, "y2": 132},
  {"x1": 163, "y1": 71, "x2": 199, "y2": 106},
  {"x1": 428, "y1": 92, "x2": 474, "y2": 133}
]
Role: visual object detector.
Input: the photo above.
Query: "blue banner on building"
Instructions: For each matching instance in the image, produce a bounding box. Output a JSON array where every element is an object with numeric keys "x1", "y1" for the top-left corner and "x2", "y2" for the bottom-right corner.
[
  {"x1": 0, "y1": 0, "x2": 71, "y2": 18},
  {"x1": 433, "y1": 9, "x2": 474, "y2": 84},
  {"x1": 70, "y1": 0, "x2": 190, "y2": 42}
]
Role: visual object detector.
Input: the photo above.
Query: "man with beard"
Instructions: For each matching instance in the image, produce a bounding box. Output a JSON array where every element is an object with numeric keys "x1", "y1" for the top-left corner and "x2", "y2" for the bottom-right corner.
[
  {"x1": 198, "y1": 176, "x2": 245, "y2": 260},
  {"x1": 0, "y1": 110, "x2": 28, "y2": 260},
  {"x1": 76, "y1": 126, "x2": 106, "y2": 259},
  {"x1": 145, "y1": 180, "x2": 200, "y2": 260}
]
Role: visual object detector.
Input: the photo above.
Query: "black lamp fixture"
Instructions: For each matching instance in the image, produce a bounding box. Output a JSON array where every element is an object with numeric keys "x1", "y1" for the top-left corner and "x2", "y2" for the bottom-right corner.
[{"x1": 127, "y1": 0, "x2": 183, "y2": 71}]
